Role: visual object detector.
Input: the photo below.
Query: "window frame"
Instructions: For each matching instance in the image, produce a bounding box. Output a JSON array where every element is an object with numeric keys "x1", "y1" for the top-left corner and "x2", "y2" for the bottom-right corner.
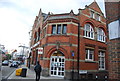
[
  {"x1": 85, "y1": 48, "x2": 94, "y2": 61},
  {"x1": 57, "y1": 24, "x2": 61, "y2": 34},
  {"x1": 96, "y1": 14, "x2": 100, "y2": 21},
  {"x1": 90, "y1": 11, "x2": 95, "y2": 19},
  {"x1": 98, "y1": 51, "x2": 105, "y2": 70},
  {"x1": 52, "y1": 24, "x2": 67, "y2": 35},
  {"x1": 52, "y1": 25, "x2": 57, "y2": 34},
  {"x1": 84, "y1": 24, "x2": 94, "y2": 39},
  {"x1": 97, "y1": 28, "x2": 106, "y2": 42},
  {"x1": 62, "y1": 24, "x2": 67, "y2": 34}
]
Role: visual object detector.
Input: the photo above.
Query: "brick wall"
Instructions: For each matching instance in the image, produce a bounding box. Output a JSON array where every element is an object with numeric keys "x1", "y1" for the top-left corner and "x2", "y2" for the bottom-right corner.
[
  {"x1": 105, "y1": 1, "x2": 120, "y2": 23},
  {"x1": 31, "y1": 1, "x2": 108, "y2": 79},
  {"x1": 108, "y1": 38, "x2": 120, "y2": 80},
  {"x1": 105, "y1": 1, "x2": 120, "y2": 80}
]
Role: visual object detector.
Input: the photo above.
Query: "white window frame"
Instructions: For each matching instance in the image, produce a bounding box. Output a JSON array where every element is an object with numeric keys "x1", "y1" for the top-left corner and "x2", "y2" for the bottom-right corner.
[
  {"x1": 98, "y1": 51, "x2": 105, "y2": 70},
  {"x1": 84, "y1": 24, "x2": 94, "y2": 39},
  {"x1": 85, "y1": 48, "x2": 94, "y2": 61},
  {"x1": 96, "y1": 14, "x2": 100, "y2": 21},
  {"x1": 97, "y1": 28, "x2": 106, "y2": 42},
  {"x1": 90, "y1": 11, "x2": 95, "y2": 19},
  {"x1": 50, "y1": 56, "x2": 65, "y2": 77}
]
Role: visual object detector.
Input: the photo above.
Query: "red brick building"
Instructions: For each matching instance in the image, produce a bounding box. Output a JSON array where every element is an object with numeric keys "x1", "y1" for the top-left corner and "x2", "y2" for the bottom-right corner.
[
  {"x1": 105, "y1": 0, "x2": 120, "y2": 81},
  {"x1": 30, "y1": 1, "x2": 108, "y2": 80}
]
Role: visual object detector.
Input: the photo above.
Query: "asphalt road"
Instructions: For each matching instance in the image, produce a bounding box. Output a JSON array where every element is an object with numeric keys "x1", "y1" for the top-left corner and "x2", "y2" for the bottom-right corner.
[{"x1": 2, "y1": 65, "x2": 16, "y2": 80}]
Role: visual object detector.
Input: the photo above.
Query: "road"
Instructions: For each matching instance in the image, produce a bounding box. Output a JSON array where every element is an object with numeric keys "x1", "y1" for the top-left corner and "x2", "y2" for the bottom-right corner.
[{"x1": 2, "y1": 65, "x2": 16, "y2": 81}]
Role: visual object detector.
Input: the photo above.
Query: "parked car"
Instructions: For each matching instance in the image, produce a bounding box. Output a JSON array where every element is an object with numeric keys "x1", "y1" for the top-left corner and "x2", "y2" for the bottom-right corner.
[
  {"x1": 2, "y1": 60, "x2": 9, "y2": 66},
  {"x1": 9, "y1": 60, "x2": 13, "y2": 63},
  {"x1": 10, "y1": 61, "x2": 18, "y2": 68},
  {"x1": 15, "y1": 61, "x2": 22, "y2": 65}
]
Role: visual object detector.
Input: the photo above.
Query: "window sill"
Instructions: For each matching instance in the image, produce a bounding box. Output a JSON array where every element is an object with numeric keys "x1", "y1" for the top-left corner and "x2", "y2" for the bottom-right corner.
[
  {"x1": 97, "y1": 40, "x2": 106, "y2": 43},
  {"x1": 85, "y1": 60, "x2": 96, "y2": 63},
  {"x1": 99, "y1": 69, "x2": 105, "y2": 71},
  {"x1": 83, "y1": 36, "x2": 95, "y2": 40},
  {"x1": 51, "y1": 34, "x2": 67, "y2": 35}
]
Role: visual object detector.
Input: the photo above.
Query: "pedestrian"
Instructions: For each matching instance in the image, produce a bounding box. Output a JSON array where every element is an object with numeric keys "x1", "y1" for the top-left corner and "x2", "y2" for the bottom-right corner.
[{"x1": 34, "y1": 61, "x2": 42, "y2": 81}]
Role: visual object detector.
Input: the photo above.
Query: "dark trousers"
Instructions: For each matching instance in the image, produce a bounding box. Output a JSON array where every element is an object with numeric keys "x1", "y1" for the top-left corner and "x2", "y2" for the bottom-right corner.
[{"x1": 35, "y1": 72, "x2": 40, "y2": 81}]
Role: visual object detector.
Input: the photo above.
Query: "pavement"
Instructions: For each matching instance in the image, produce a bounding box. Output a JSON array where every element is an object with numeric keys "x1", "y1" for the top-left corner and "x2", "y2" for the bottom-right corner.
[{"x1": 7, "y1": 64, "x2": 70, "y2": 81}]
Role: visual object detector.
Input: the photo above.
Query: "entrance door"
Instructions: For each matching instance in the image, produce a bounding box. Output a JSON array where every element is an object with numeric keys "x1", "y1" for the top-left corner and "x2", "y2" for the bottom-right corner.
[{"x1": 50, "y1": 56, "x2": 65, "y2": 77}]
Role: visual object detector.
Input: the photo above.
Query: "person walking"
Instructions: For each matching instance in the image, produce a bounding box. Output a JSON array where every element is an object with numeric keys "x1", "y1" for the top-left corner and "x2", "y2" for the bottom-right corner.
[{"x1": 34, "y1": 61, "x2": 42, "y2": 81}]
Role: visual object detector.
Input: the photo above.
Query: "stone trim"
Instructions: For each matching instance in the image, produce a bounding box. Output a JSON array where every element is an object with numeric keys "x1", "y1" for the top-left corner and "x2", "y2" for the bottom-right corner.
[
  {"x1": 48, "y1": 22, "x2": 78, "y2": 26},
  {"x1": 65, "y1": 70, "x2": 98, "y2": 72},
  {"x1": 45, "y1": 43, "x2": 78, "y2": 47},
  {"x1": 42, "y1": 57, "x2": 98, "y2": 63}
]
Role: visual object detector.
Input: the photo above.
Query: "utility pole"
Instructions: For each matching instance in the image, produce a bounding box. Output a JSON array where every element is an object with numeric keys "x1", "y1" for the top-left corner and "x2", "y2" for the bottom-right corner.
[
  {"x1": 19, "y1": 45, "x2": 28, "y2": 63},
  {"x1": 19, "y1": 45, "x2": 26, "y2": 57}
]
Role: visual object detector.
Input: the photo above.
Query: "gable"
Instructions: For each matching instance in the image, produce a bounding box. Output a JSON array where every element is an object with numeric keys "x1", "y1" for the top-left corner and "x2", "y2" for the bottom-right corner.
[{"x1": 88, "y1": 1, "x2": 103, "y2": 14}]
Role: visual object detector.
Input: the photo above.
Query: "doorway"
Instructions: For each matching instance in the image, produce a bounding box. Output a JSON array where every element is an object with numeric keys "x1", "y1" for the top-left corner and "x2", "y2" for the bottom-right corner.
[{"x1": 50, "y1": 51, "x2": 65, "y2": 77}]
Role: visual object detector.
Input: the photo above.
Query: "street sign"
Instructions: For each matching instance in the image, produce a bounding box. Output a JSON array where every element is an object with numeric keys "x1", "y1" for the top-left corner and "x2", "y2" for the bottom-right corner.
[
  {"x1": 72, "y1": 51, "x2": 74, "y2": 56},
  {"x1": 38, "y1": 47, "x2": 43, "y2": 54}
]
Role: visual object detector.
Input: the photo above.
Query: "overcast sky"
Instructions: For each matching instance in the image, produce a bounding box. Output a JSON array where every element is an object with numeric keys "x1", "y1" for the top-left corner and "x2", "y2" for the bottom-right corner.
[{"x1": 0, "y1": 0, "x2": 105, "y2": 51}]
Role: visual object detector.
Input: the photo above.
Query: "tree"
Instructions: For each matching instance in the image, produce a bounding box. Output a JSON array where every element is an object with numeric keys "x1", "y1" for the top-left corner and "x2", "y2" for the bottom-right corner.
[{"x1": 6, "y1": 54, "x2": 12, "y2": 60}]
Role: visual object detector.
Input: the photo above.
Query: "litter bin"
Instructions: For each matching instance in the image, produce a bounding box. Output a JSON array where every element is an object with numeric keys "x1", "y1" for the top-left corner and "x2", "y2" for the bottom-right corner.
[
  {"x1": 16, "y1": 68, "x2": 22, "y2": 76},
  {"x1": 21, "y1": 68, "x2": 27, "y2": 77}
]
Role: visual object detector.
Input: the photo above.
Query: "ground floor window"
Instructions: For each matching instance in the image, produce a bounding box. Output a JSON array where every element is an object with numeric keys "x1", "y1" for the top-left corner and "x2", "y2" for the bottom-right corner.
[
  {"x1": 85, "y1": 48, "x2": 94, "y2": 61},
  {"x1": 50, "y1": 51, "x2": 65, "y2": 77},
  {"x1": 98, "y1": 51, "x2": 105, "y2": 70}
]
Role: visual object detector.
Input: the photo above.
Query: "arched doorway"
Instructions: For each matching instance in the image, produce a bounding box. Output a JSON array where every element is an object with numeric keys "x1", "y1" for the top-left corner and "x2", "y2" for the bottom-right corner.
[{"x1": 50, "y1": 50, "x2": 65, "y2": 77}]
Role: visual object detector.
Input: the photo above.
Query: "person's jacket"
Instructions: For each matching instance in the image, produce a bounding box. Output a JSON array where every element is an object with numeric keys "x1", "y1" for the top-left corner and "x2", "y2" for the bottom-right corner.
[{"x1": 34, "y1": 63, "x2": 42, "y2": 73}]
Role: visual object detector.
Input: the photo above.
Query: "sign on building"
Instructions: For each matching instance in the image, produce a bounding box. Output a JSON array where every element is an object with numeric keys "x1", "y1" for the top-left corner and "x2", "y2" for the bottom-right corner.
[{"x1": 38, "y1": 47, "x2": 43, "y2": 54}]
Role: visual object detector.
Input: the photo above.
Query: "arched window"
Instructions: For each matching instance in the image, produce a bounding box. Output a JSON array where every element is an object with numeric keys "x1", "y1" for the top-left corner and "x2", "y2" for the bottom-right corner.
[
  {"x1": 97, "y1": 28, "x2": 106, "y2": 42},
  {"x1": 84, "y1": 24, "x2": 94, "y2": 39}
]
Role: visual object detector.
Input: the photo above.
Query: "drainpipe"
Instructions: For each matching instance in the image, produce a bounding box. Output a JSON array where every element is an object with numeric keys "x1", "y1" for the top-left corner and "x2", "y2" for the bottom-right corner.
[{"x1": 77, "y1": 23, "x2": 80, "y2": 80}]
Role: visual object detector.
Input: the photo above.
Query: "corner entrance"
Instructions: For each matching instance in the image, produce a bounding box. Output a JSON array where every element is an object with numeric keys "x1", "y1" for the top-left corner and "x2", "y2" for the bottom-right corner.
[{"x1": 50, "y1": 51, "x2": 65, "y2": 77}]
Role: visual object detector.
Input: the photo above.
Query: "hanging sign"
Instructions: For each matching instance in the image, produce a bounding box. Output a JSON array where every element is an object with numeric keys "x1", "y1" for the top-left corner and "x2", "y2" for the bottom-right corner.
[{"x1": 38, "y1": 47, "x2": 43, "y2": 54}]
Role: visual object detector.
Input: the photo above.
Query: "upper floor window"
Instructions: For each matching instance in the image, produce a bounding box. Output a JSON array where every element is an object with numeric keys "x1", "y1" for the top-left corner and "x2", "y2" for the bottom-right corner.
[
  {"x1": 84, "y1": 24, "x2": 94, "y2": 39},
  {"x1": 62, "y1": 24, "x2": 67, "y2": 34},
  {"x1": 52, "y1": 25, "x2": 56, "y2": 34},
  {"x1": 85, "y1": 48, "x2": 94, "y2": 61},
  {"x1": 90, "y1": 11, "x2": 95, "y2": 19},
  {"x1": 98, "y1": 51, "x2": 105, "y2": 70},
  {"x1": 97, "y1": 28, "x2": 106, "y2": 42},
  {"x1": 52, "y1": 24, "x2": 67, "y2": 35},
  {"x1": 96, "y1": 14, "x2": 100, "y2": 21}
]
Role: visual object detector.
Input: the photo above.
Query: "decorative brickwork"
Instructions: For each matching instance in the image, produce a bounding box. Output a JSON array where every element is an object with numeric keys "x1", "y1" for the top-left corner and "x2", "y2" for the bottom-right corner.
[{"x1": 30, "y1": 1, "x2": 108, "y2": 80}]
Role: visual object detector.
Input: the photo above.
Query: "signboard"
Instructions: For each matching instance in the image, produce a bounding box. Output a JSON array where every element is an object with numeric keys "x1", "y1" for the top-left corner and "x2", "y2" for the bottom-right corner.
[
  {"x1": 79, "y1": 70, "x2": 87, "y2": 74},
  {"x1": 38, "y1": 47, "x2": 43, "y2": 54}
]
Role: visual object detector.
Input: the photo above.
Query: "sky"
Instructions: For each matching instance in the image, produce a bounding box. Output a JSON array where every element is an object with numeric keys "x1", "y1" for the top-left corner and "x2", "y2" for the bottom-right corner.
[{"x1": 0, "y1": 0, "x2": 105, "y2": 51}]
